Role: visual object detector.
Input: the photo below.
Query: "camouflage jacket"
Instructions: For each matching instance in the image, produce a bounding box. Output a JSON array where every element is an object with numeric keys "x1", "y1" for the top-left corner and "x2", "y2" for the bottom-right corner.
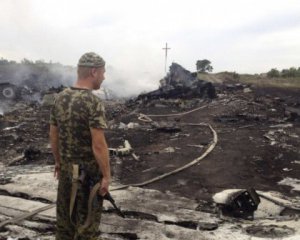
[{"x1": 50, "y1": 87, "x2": 107, "y2": 167}]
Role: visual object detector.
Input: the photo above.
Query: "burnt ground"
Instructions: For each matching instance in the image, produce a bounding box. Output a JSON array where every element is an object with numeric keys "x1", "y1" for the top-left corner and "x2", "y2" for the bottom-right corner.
[
  {"x1": 0, "y1": 85, "x2": 300, "y2": 205},
  {"x1": 107, "y1": 86, "x2": 300, "y2": 203}
]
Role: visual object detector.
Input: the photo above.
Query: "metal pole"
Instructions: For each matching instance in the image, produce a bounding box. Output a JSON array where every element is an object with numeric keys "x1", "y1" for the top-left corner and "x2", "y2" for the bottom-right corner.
[{"x1": 162, "y1": 43, "x2": 170, "y2": 73}]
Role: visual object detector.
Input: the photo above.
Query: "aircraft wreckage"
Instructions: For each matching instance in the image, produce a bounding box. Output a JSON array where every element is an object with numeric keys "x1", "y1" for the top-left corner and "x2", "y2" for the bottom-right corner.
[{"x1": 0, "y1": 62, "x2": 300, "y2": 239}]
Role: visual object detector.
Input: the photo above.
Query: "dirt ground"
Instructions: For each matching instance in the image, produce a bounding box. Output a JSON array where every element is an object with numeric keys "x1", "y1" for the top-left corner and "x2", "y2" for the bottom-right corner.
[
  {"x1": 1, "y1": 85, "x2": 300, "y2": 206},
  {"x1": 109, "y1": 86, "x2": 300, "y2": 203}
]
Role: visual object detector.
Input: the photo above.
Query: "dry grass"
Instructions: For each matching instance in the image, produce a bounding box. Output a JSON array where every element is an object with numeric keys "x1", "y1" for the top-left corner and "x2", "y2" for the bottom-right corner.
[
  {"x1": 198, "y1": 72, "x2": 300, "y2": 89},
  {"x1": 239, "y1": 75, "x2": 300, "y2": 89}
]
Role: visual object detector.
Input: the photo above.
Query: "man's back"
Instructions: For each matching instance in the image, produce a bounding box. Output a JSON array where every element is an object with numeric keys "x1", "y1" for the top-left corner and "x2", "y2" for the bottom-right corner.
[{"x1": 50, "y1": 87, "x2": 107, "y2": 163}]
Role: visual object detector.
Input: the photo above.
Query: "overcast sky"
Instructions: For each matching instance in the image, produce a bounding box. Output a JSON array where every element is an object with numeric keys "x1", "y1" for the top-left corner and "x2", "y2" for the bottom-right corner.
[{"x1": 1, "y1": 0, "x2": 300, "y2": 96}]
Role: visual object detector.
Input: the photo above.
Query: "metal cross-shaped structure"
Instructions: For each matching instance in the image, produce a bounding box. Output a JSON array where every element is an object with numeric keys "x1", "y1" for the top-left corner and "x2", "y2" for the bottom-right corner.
[{"x1": 162, "y1": 43, "x2": 171, "y2": 73}]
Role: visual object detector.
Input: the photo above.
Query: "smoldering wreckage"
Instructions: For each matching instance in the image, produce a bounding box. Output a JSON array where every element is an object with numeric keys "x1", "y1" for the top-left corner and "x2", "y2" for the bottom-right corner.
[{"x1": 0, "y1": 63, "x2": 300, "y2": 240}]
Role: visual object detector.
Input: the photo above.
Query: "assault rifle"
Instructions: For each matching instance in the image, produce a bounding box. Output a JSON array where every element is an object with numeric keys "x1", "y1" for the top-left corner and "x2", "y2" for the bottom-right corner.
[{"x1": 103, "y1": 192, "x2": 125, "y2": 218}]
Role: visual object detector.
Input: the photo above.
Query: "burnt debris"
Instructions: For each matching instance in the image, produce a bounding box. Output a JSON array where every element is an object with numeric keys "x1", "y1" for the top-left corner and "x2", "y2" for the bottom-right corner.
[
  {"x1": 137, "y1": 63, "x2": 216, "y2": 101},
  {"x1": 0, "y1": 82, "x2": 34, "y2": 101},
  {"x1": 220, "y1": 188, "x2": 261, "y2": 219},
  {"x1": 0, "y1": 61, "x2": 300, "y2": 239}
]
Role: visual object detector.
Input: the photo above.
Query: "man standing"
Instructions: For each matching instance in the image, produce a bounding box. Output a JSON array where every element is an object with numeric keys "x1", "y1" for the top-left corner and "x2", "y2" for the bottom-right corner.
[{"x1": 49, "y1": 52, "x2": 111, "y2": 240}]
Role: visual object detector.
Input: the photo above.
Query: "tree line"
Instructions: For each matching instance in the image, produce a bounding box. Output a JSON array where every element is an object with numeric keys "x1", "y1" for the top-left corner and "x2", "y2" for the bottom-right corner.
[
  {"x1": 0, "y1": 57, "x2": 66, "y2": 67},
  {"x1": 2, "y1": 57, "x2": 299, "y2": 79},
  {"x1": 267, "y1": 67, "x2": 300, "y2": 78}
]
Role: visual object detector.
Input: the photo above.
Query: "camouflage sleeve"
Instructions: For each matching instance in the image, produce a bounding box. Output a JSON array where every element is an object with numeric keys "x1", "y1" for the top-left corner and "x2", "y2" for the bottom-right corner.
[
  {"x1": 89, "y1": 97, "x2": 107, "y2": 129},
  {"x1": 49, "y1": 105, "x2": 58, "y2": 126}
]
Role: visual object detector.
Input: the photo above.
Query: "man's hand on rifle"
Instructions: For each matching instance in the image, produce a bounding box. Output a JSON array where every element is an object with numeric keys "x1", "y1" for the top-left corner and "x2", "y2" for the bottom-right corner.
[{"x1": 99, "y1": 177, "x2": 110, "y2": 196}]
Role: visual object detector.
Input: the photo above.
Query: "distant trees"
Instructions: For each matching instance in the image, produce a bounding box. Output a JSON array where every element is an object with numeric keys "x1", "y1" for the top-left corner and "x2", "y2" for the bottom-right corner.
[
  {"x1": 267, "y1": 68, "x2": 280, "y2": 78},
  {"x1": 0, "y1": 57, "x2": 62, "y2": 67},
  {"x1": 267, "y1": 67, "x2": 300, "y2": 78},
  {"x1": 281, "y1": 67, "x2": 298, "y2": 78},
  {"x1": 196, "y1": 59, "x2": 213, "y2": 73},
  {"x1": 0, "y1": 58, "x2": 9, "y2": 65},
  {"x1": 0, "y1": 58, "x2": 17, "y2": 65},
  {"x1": 21, "y1": 58, "x2": 34, "y2": 64}
]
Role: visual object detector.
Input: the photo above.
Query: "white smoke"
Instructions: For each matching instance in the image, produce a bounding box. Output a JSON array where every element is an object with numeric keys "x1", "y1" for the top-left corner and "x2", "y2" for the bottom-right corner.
[
  {"x1": 0, "y1": 102, "x2": 9, "y2": 115},
  {"x1": 0, "y1": 59, "x2": 164, "y2": 100},
  {"x1": 8, "y1": 62, "x2": 76, "y2": 90},
  {"x1": 103, "y1": 65, "x2": 161, "y2": 98},
  {"x1": 0, "y1": 61, "x2": 77, "y2": 104}
]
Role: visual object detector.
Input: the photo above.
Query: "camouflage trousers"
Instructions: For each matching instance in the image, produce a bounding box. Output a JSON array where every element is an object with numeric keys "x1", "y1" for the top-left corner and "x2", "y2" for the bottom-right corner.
[{"x1": 56, "y1": 168, "x2": 103, "y2": 240}]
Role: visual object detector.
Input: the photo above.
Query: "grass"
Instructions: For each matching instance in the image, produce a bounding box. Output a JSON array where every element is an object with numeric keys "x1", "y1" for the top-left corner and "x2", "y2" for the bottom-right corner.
[
  {"x1": 197, "y1": 72, "x2": 300, "y2": 89},
  {"x1": 239, "y1": 75, "x2": 300, "y2": 89}
]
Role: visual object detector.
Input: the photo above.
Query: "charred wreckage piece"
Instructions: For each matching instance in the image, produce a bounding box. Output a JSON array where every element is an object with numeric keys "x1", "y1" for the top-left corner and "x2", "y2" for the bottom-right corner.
[
  {"x1": 0, "y1": 82, "x2": 34, "y2": 100},
  {"x1": 218, "y1": 188, "x2": 261, "y2": 219},
  {"x1": 137, "y1": 63, "x2": 216, "y2": 101}
]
